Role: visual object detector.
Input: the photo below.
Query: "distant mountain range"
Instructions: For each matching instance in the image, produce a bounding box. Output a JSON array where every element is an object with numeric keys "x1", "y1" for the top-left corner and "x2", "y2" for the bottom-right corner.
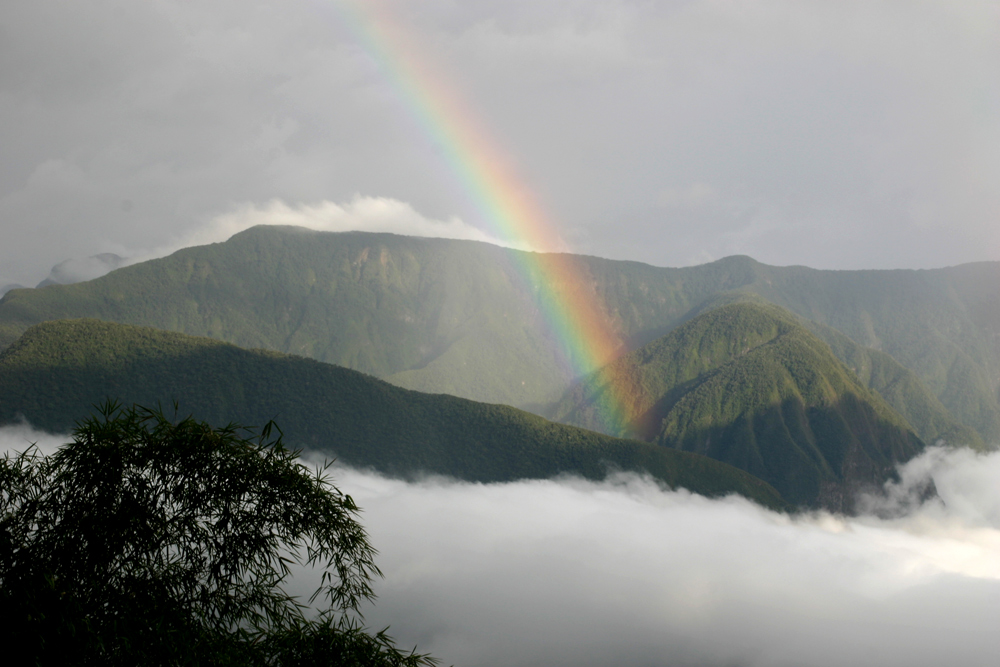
[{"x1": 1, "y1": 225, "x2": 997, "y2": 509}]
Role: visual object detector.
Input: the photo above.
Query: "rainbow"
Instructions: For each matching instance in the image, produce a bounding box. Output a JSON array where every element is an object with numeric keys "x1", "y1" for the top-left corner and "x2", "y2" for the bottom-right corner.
[{"x1": 329, "y1": 1, "x2": 640, "y2": 433}]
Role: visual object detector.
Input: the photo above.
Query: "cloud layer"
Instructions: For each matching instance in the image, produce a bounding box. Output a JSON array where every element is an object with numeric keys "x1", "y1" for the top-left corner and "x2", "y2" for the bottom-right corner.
[
  {"x1": 329, "y1": 449, "x2": 1000, "y2": 667},
  {"x1": 5, "y1": 422, "x2": 1000, "y2": 667}
]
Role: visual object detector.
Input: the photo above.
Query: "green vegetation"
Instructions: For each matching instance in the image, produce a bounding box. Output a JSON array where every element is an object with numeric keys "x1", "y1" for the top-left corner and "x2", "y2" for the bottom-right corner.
[
  {"x1": 555, "y1": 303, "x2": 925, "y2": 509},
  {"x1": 0, "y1": 403, "x2": 435, "y2": 666},
  {"x1": 3, "y1": 226, "x2": 999, "y2": 443},
  {"x1": 679, "y1": 292, "x2": 985, "y2": 450},
  {"x1": 713, "y1": 258, "x2": 1000, "y2": 443},
  {"x1": 0, "y1": 228, "x2": 575, "y2": 408},
  {"x1": 0, "y1": 319, "x2": 786, "y2": 510},
  {"x1": 804, "y1": 320, "x2": 985, "y2": 450}
]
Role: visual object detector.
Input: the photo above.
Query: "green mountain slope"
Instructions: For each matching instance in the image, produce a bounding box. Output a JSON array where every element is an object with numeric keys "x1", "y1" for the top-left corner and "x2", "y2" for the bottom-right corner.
[
  {"x1": 0, "y1": 228, "x2": 575, "y2": 408},
  {"x1": 709, "y1": 257, "x2": 1000, "y2": 444},
  {"x1": 679, "y1": 292, "x2": 985, "y2": 451},
  {"x1": 3, "y1": 226, "x2": 1000, "y2": 443},
  {"x1": 554, "y1": 302, "x2": 925, "y2": 509},
  {"x1": 804, "y1": 320, "x2": 985, "y2": 450},
  {"x1": 0, "y1": 319, "x2": 785, "y2": 510}
]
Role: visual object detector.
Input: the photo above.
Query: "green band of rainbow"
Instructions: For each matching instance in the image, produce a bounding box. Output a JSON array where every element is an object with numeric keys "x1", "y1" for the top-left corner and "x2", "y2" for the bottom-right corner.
[{"x1": 327, "y1": 0, "x2": 639, "y2": 433}]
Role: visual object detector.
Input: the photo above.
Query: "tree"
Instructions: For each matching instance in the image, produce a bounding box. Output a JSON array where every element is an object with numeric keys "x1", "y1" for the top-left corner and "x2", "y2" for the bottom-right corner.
[{"x1": 0, "y1": 402, "x2": 436, "y2": 666}]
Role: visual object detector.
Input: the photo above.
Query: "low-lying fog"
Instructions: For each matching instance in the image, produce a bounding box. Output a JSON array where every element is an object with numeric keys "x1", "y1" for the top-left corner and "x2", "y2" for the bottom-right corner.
[{"x1": 5, "y1": 423, "x2": 999, "y2": 667}]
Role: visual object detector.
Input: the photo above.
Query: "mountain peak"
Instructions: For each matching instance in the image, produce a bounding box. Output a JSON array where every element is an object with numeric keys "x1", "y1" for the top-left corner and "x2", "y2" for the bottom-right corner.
[{"x1": 555, "y1": 301, "x2": 924, "y2": 509}]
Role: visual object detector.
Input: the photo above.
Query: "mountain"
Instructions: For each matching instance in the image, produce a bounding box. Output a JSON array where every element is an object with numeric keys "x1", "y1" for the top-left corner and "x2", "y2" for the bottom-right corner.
[
  {"x1": 706, "y1": 257, "x2": 1000, "y2": 444},
  {"x1": 0, "y1": 228, "x2": 576, "y2": 410},
  {"x1": 804, "y1": 320, "x2": 985, "y2": 450},
  {"x1": 0, "y1": 319, "x2": 786, "y2": 510},
  {"x1": 0, "y1": 284, "x2": 26, "y2": 297},
  {"x1": 2, "y1": 226, "x2": 1000, "y2": 443},
  {"x1": 677, "y1": 292, "x2": 985, "y2": 451},
  {"x1": 553, "y1": 302, "x2": 925, "y2": 509}
]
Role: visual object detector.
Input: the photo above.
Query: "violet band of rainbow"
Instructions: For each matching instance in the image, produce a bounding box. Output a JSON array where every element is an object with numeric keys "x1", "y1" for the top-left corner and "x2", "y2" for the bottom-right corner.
[{"x1": 327, "y1": 0, "x2": 641, "y2": 434}]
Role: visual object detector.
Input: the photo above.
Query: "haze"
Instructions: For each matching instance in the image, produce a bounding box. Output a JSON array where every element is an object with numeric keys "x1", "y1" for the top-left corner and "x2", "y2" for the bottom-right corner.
[{"x1": 3, "y1": 1, "x2": 999, "y2": 288}]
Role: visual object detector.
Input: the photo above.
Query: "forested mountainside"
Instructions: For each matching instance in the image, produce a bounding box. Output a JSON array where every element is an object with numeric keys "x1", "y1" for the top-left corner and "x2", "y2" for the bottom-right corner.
[
  {"x1": 0, "y1": 318, "x2": 785, "y2": 510},
  {"x1": 671, "y1": 292, "x2": 984, "y2": 451},
  {"x1": 554, "y1": 302, "x2": 925, "y2": 509},
  {"x1": 2, "y1": 225, "x2": 999, "y2": 443}
]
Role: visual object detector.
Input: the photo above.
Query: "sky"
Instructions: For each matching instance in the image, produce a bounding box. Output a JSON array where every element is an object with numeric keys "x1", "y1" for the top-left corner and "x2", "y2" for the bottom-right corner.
[
  {"x1": 5, "y1": 423, "x2": 1000, "y2": 667},
  {"x1": 2, "y1": 0, "x2": 1000, "y2": 288}
]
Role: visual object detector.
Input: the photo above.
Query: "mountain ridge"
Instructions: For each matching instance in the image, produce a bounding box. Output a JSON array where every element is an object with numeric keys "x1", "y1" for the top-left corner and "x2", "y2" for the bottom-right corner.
[
  {"x1": 0, "y1": 318, "x2": 787, "y2": 510},
  {"x1": 554, "y1": 302, "x2": 926, "y2": 508},
  {"x1": 2, "y1": 225, "x2": 999, "y2": 443}
]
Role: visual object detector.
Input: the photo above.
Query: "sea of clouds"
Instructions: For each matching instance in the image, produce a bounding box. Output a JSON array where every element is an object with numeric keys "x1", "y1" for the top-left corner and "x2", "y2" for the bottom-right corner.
[{"x1": 5, "y1": 424, "x2": 1000, "y2": 667}]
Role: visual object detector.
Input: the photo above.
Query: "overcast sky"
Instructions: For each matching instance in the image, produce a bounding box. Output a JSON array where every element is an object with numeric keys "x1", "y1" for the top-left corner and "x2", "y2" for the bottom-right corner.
[{"x1": 2, "y1": 0, "x2": 999, "y2": 287}]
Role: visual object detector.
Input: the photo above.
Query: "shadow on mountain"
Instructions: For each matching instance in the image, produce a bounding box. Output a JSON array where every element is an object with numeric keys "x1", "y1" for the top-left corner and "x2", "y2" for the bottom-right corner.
[{"x1": 0, "y1": 318, "x2": 786, "y2": 510}]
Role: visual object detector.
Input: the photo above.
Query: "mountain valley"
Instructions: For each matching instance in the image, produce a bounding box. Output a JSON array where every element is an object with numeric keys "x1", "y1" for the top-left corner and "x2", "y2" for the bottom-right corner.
[{"x1": 2, "y1": 226, "x2": 998, "y2": 510}]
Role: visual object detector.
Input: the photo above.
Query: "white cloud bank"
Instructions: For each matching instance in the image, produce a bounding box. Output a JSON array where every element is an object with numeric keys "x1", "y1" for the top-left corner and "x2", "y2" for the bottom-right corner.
[
  {"x1": 130, "y1": 196, "x2": 527, "y2": 267},
  {"x1": 342, "y1": 450, "x2": 1000, "y2": 667},
  {"x1": 191, "y1": 197, "x2": 513, "y2": 249},
  {"x1": 5, "y1": 422, "x2": 1000, "y2": 667}
]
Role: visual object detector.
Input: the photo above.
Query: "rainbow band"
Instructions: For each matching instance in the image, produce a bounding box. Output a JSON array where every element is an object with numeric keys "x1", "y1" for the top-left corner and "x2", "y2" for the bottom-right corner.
[{"x1": 330, "y1": 1, "x2": 638, "y2": 434}]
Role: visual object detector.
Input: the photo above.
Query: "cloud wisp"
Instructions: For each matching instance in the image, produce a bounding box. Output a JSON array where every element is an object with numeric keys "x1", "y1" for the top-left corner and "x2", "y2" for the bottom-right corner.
[
  {"x1": 128, "y1": 196, "x2": 528, "y2": 268},
  {"x1": 5, "y1": 421, "x2": 1000, "y2": 667},
  {"x1": 0, "y1": 423, "x2": 70, "y2": 458},
  {"x1": 4, "y1": 196, "x2": 525, "y2": 288}
]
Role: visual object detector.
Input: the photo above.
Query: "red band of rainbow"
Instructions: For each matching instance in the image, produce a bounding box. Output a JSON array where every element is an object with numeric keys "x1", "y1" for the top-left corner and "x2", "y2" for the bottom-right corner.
[{"x1": 328, "y1": 1, "x2": 640, "y2": 434}]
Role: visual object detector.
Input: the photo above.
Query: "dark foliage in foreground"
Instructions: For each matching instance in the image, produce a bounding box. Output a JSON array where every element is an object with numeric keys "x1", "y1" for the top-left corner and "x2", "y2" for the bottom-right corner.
[{"x1": 0, "y1": 402, "x2": 435, "y2": 666}]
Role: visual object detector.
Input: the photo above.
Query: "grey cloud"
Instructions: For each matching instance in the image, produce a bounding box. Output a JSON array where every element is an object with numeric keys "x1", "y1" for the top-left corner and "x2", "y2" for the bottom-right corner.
[{"x1": 2, "y1": 1, "x2": 999, "y2": 285}]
